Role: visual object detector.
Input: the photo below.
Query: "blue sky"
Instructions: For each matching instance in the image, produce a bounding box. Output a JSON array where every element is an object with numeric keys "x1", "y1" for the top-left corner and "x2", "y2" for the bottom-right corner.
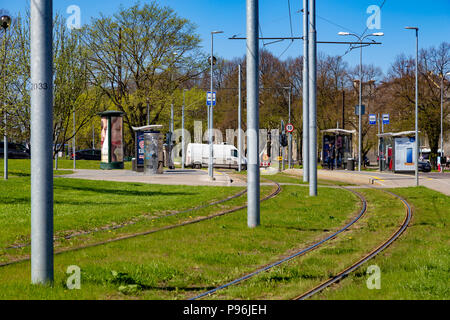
[{"x1": 3, "y1": 0, "x2": 450, "y2": 75}]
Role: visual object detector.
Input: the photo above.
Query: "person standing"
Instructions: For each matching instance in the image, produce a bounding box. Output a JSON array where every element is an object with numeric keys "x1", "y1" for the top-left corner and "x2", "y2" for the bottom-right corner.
[{"x1": 327, "y1": 143, "x2": 335, "y2": 170}]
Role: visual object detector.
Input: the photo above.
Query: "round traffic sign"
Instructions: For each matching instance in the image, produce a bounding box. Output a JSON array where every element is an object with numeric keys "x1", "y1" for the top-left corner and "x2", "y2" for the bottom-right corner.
[{"x1": 286, "y1": 123, "x2": 294, "y2": 133}]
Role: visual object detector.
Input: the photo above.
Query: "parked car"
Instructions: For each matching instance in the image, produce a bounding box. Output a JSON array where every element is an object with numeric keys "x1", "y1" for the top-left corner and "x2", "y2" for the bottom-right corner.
[
  {"x1": 70, "y1": 149, "x2": 101, "y2": 160},
  {"x1": 0, "y1": 142, "x2": 30, "y2": 159},
  {"x1": 418, "y1": 160, "x2": 431, "y2": 172}
]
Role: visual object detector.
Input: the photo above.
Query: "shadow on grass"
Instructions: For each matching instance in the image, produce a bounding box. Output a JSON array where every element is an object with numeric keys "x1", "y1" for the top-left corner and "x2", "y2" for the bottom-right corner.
[{"x1": 55, "y1": 184, "x2": 197, "y2": 197}]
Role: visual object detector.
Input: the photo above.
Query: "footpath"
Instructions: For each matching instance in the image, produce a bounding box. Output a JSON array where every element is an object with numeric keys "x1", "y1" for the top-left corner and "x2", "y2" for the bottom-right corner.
[{"x1": 285, "y1": 168, "x2": 450, "y2": 196}]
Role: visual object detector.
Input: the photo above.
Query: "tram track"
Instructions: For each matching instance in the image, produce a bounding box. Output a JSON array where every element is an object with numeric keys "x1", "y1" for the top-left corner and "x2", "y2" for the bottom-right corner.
[
  {"x1": 190, "y1": 187, "x2": 368, "y2": 300},
  {"x1": 0, "y1": 178, "x2": 281, "y2": 268},
  {"x1": 293, "y1": 189, "x2": 412, "y2": 300}
]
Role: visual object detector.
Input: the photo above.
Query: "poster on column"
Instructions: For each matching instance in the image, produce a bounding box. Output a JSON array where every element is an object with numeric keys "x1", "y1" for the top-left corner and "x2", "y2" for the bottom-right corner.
[
  {"x1": 101, "y1": 118, "x2": 109, "y2": 163},
  {"x1": 394, "y1": 137, "x2": 416, "y2": 172},
  {"x1": 111, "y1": 117, "x2": 124, "y2": 162}
]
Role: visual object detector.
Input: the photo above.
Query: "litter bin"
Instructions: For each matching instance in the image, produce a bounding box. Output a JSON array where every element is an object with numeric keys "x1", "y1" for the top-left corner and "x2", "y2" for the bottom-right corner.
[{"x1": 346, "y1": 158, "x2": 355, "y2": 171}]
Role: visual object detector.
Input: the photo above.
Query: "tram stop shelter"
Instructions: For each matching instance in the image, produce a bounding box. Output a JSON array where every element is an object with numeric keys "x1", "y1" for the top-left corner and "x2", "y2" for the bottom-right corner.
[
  {"x1": 321, "y1": 129, "x2": 355, "y2": 170},
  {"x1": 377, "y1": 131, "x2": 419, "y2": 173},
  {"x1": 132, "y1": 125, "x2": 164, "y2": 174},
  {"x1": 99, "y1": 111, "x2": 125, "y2": 170}
]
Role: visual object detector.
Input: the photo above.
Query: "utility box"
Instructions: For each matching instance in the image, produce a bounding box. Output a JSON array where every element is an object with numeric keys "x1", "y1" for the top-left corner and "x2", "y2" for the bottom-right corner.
[{"x1": 99, "y1": 111, "x2": 125, "y2": 170}]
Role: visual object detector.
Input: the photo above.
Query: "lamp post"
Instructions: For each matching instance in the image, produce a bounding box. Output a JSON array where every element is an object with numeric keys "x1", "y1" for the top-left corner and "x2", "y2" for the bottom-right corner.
[
  {"x1": 405, "y1": 27, "x2": 419, "y2": 186},
  {"x1": 209, "y1": 30, "x2": 223, "y2": 180},
  {"x1": 283, "y1": 86, "x2": 292, "y2": 169},
  {"x1": 182, "y1": 88, "x2": 187, "y2": 170},
  {"x1": 441, "y1": 72, "x2": 450, "y2": 171},
  {"x1": 1, "y1": 15, "x2": 11, "y2": 180},
  {"x1": 338, "y1": 31, "x2": 383, "y2": 172}
]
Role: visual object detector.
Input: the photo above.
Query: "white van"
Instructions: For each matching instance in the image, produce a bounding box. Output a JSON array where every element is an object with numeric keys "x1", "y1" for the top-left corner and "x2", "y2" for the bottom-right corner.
[{"x1": 185, "y1": 143, "x2": 247, "y2": 170}]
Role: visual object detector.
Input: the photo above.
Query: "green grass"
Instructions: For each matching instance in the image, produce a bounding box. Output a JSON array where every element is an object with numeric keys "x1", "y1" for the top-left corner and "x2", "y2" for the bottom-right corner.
[
  {"x1": 210, "y1": 188, "x2": 406, "y2": 299},
  {"x1": 0, "y1": 159, "x2": 131, "y2": 176},
  {"x1": 313, "y1": 187, "x2": 449, "y2": 300},
  {"x1": 0, "y1": 185, "x2": 358, "y2": 299},
  {"x1": 0, "y1": 176, "x2": 245, "y2": 262}
]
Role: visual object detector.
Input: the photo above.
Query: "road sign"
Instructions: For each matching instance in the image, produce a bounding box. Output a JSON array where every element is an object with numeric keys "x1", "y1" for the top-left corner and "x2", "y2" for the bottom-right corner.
[
  {"x1": 206, "y1": 91, "x2": 216, "y2": 106},
  {"x1": 355, "y1": 105, "x2": 366, "y2": 115},
  {"x1": 382, "y1": 113, "x2": 390, "y2": 125},
  {"x1": 278, "y1": 156, "x2": 283, "y2": 161},
  {"x1": 369, "y1": 114, "x2": 377, "y2": 125},
  {"x1": 286, "y1": 123, "x2": 295, "y2": 133}
]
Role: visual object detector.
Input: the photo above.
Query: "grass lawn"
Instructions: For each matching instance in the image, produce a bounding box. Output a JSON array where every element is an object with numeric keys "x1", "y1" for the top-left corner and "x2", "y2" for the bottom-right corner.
[
  {"x1": 314, "y1": 187, "x2": 449, "y2": 300},
  {"x1": 0, "y1": 185, "x2": 359, "y2": 299}
]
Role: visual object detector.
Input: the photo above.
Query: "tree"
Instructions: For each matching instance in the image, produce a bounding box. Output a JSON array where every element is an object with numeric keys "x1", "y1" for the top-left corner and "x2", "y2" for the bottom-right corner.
[{"x1": 81, "y1": 2, "x2": 205, "y2": 155}]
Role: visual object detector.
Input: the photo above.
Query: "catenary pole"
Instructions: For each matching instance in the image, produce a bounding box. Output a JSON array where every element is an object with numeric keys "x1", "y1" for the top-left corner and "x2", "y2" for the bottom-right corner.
[
  {"x1": 247, "y1": 0, "x2": 260, "y2": 227},
  {"x1": 30, "y1": 0, "x2": 54, "y2": 285},
  {"x1": 2, "y1": 22, "x2": 8, "y2": 180},
  {"x1": 302, "y1": 0, "x2": 309, "y2": 182},
  {"x1": 308, "y1": 0, "x2": 317, "y2": 196},
  {"x1": 182, "y1": 89, "x2": 186, "y2": 170},
  {"x1": 73, "y1": 108, "x2": 76, "y2": 169},
  {"x1": 414, "y1": 29, "x2": 419, "y2": 186},
  {"x1": 238, "y1": 64, "x2": 242, "y2": 172},
  {"x1": 405, "y1": 27, "x2": 419, "y2": 186},
  {"x1": 288, "y1": 86, "x2": 292, "y2": 169}
]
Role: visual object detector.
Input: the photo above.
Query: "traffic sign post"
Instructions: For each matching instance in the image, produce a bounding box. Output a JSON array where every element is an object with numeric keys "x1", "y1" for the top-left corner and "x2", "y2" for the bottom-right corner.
[{"x1": 206, "y1": 91, "x2": 216, "y2": 106}]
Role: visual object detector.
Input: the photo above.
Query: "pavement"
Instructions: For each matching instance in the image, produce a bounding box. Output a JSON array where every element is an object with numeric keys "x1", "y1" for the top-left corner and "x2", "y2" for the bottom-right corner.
[
  {"x1": 57, "y1": 169, "x2": 244, "y2": 187},
  {"x1": 284, "y1": 168, "x2": 450, "y2": 196}
]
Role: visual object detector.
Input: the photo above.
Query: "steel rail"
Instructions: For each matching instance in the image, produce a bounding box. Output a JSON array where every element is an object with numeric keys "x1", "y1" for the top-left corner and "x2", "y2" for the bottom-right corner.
[
  {"x1": 5, "y1": 187, "x2": 248, "y2": 250},
  {"x1": 0, "y1": 180, "x2": 281, "y2": 268},
  {"x1": 293, "y1": 189, "x2": 412, "y2": 300},
  {"x1": 190, "y1": 187, "x2": 367, "y2": 300}
]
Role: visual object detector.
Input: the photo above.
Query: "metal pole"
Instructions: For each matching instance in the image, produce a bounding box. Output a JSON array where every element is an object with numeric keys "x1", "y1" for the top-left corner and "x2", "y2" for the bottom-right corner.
[
  {"x1": 238, "y1": 64, "x2": 242, "y2": 172},
  {"x1": 182, "y1": 90, "x2": 185, "y2": 170},
  {"x1": 441, "y1": 75, "x2": 444, "y2": 172},
  {"x1": 358, "y1": 40, "x2": 362, "y2": 172},
  {"x1": 209, "y1": 33, "x2": 214, "y2": 179},
  {"x1": 308, "y1": 0, "x2": 317, "y2": 196},
  {"x1": 302, "y1": 0, "x2": 309, "y2": 182},
  {"x1": 171, "y1": 104, "x2": 174, "y2": 133},
  {"x1": 73, "y1": 108, "x2": 76, "y2": 170},
  {"x1": 288, "y1": 87, "x2": 292, "y2": 169},
  {"x1": 2, "y1": 27, "x2": 8, "y2": 180},
  {"x1": 30, "y1": 0, "x2": 54, "y2": 285},
  {"x1": 415, "y1": 29, "x2": 419, "y2": 186},
  {"x1": 92, "y1": 123, "x2": 95, "y2": 149},
  {"x1": 146, "y1": 99, "x2": 150, "y2": 126},
  {"x1": 247, "y1": 0, "x2": 260, "y2": 227}
]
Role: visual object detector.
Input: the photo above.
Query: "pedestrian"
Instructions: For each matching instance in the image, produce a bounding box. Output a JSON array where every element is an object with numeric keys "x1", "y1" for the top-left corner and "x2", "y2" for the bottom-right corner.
[{"x1": 327, "y1": 143, "x2": 335, "y2": 170}]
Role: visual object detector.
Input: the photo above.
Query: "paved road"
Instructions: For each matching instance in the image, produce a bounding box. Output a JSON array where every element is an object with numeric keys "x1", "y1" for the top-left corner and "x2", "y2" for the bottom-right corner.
[
  {"x1": 285, "y1": 169, "x2": 450, "y2": 196},
  {"x1": 57, "y1": 169, "x2": 241, "y2": 187}
]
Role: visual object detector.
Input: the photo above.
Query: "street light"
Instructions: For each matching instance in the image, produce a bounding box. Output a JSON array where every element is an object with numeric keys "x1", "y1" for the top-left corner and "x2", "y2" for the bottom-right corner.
[
  {"x1": 438, "y1": 71, "x2": 450, "y2": 171},
  {"x1": 182, "y1": 88, "x2": 188, "y2": 170},
  {"x1": 1, "y1": 15, "x2": 11, "y2": 181},
  {"x1": 338, "y1": 31, "x2": 384, "y2": 172},
  {"x1": 209, "y1": 30, "x2": 223, "y2": 180},
  {"x1": 405, "y1": 26, "x2": 419, "y2": 186}
]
